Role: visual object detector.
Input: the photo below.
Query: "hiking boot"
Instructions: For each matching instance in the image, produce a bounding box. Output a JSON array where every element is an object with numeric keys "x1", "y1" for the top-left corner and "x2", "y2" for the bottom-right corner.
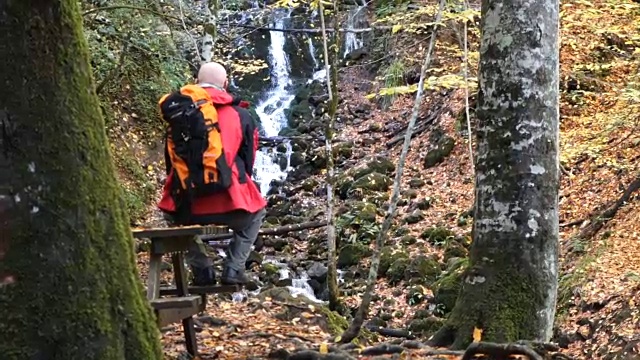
[
  {"x1": 190, "y1": 265, "x2": 217, "y2": 286},
  {"x1": 221, "y1": 267, "x2": 250, "y2": 285}
]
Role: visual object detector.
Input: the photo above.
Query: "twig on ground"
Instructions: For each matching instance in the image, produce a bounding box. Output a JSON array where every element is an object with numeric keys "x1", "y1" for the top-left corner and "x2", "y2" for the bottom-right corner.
[{"x1": 461, "y1": 341, "x2": 543, "y2": 360}]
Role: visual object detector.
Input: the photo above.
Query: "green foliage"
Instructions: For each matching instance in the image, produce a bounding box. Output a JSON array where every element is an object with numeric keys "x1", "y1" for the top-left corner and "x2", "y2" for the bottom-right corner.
[
  {"x1": 83, "y1": 0, "x2": 191, "y2": 135},
  {"x1": 381, "y1": 59, "x2": 405, "y2": 109}
]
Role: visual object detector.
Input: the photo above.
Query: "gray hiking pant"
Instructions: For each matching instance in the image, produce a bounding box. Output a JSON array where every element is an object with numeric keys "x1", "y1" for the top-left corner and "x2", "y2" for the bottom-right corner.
[{"x1": 165, "y1": 208, "x2": 266, "y2": 271}]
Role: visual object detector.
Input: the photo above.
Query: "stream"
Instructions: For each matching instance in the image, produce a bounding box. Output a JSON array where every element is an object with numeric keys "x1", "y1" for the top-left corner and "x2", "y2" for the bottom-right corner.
[{"x1": 199, "y1": 2, "x2": 366, "y2": 303}]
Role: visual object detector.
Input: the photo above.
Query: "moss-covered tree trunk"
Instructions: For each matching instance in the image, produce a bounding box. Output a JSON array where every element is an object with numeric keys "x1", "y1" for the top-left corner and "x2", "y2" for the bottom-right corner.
[
  {"x1": 0, "y1": 1, "x2": 162, "y2": 359},
  {"x1": 429, "y1": 0, "x2": 560, "y2": 350}
]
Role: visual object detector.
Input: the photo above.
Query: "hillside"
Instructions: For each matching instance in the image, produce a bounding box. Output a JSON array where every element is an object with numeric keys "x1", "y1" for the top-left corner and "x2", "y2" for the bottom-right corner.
[{"x1": 85, "y1": 0, "x2": 640, "y2": 358}]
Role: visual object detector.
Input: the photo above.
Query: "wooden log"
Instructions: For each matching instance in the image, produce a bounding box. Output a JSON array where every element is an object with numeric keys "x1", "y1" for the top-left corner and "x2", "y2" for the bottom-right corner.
[{"x1": 201, "y1": 220, "x2": 327, "y2": 242}]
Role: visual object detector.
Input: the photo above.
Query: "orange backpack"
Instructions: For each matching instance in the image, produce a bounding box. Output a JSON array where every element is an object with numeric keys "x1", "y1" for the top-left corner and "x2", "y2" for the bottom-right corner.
[{"x1": 158, "y1": 85, "x2": 232, "y2": 205}]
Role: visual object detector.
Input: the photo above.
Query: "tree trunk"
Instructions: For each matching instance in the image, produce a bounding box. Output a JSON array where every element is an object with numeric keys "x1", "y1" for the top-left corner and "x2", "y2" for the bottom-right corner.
[
  {"x1": 0, "y1": 1, "x2": 162, "y2": 359},
  {"x1": 429, "y1": 0, "x2": 560, "y2": 350}
]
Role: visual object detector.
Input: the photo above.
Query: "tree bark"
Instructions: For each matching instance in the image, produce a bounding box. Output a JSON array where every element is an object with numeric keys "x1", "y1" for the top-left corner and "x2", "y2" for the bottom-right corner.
[
  {"x1": 0, "y1": 1, "x2": 162, "y2": 359},
  {"x1": 429, "y1": 0, "x2": 560, "y2": 350}
]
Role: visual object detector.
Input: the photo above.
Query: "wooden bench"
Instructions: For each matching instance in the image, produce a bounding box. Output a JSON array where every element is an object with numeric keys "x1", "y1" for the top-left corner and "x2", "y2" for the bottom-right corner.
[{"x1": 132, "y1": 224, "x2": 243, "y2": 357}]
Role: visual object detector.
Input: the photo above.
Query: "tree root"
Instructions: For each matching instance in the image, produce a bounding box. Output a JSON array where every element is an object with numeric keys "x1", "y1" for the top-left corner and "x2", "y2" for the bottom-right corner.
[
  {"x1": 364, "y1": 325, "x2": 416, "y2": 339},
  {"x1": 282, "y1": 338, "x2": 570, "y2": 360}
]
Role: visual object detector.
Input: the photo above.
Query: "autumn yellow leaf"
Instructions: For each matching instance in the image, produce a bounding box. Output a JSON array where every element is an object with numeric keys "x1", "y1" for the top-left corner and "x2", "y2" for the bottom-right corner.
[
  {"x1": 473, "y1": 327, "x2": 483, "y2": 342},
  {"x1": 319, "y1": 342, "x2": 329, "y2": 354}
]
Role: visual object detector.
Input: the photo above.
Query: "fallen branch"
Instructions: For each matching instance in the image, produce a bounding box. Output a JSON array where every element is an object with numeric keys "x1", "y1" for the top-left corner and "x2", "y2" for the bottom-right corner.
[
  {"x1": 461, "y1": 341, "x2": 543, "y2": 360},
  {"x1": 82, "y1": 5, "x2": 181, "y2": 21},
  {"x1": 222, "y1": 23, "x2": 394, "y2": 34},
  {"x1": 234, "y1": 331, "x2": 314, "y2": 343},
  {"x1": 385, "y1": 111, "x2": 441, "y2": 148},
  {"x1": 201, "y1": 221, "x2": 327, "y2": 242},
  {"x1": 365, "y1": 325, "x2": 415, "y2": 339},
  {"x1": 574, "y1": 173, "x2": 640, "y2": 241}
]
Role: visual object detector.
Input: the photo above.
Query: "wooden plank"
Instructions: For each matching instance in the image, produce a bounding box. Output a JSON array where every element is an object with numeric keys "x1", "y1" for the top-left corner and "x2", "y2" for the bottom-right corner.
[
  {"x1": 155, "y1": 306, "x2": 201, "y2": 328},
  {"x1": 150, "y1": 236, "x2": 195, "y2": 254},
  {"x1": 132, "y1": 224, "x2": 230, "y2": 239},
  {"x1": 146, "y1": 253, "x2": 162, "y2": 300},
  {"x1": 150, "y1": 295, "x2": 202, "y2": 310},
  {"x1": 159, "y1": 284, "x2": 242, "y2": 296}
]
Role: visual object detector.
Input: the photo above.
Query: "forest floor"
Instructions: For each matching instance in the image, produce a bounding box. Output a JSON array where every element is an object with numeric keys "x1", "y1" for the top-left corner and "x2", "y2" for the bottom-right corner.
[{"x1": 126, "y1": 0, "x2": 640, "y2": 359}]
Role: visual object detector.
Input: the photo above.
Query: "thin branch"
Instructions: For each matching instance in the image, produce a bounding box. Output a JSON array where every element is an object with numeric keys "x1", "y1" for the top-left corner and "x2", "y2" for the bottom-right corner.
[
  {"x1": 96, "y1": 41, "x2": 130, "y2": 95},
  {"x1": 176, "y1": 0, "x2": 201, "y2": 64},
  {"x1": 462, "y1": 0, "x2": 475, "y2": 175},
  {"x1": 221, "y1": 23, "x2": 395, "y2": 33},
  {"x1": 82, "y1": 5, "x2": 181, "y2": 22},
  {"x1": 337, "y1": 0, "x2": 446, "y2": 344},
  {"x1": 319, "y1": 0, "x2": 341, "y2": 311}
]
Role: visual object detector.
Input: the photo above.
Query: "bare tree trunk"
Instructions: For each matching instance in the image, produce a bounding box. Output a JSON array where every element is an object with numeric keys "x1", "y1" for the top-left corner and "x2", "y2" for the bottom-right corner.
[
  {"x1": 429, "y1": 0, "x2": 560, "y2": 350},
  {"x1": 0, "y1": 1, "x2": 162, "y2": 358},
  {"x1": 319, "y1": 0, "x2": 341, "y2": 311},
  {"x1": 338, "y1": 0, "x2": 446, "y2": 343}
]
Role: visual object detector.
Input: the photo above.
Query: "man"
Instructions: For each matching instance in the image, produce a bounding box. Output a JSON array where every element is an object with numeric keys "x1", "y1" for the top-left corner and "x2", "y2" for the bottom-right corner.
[{"x1": 158, "y1": 62, "x2": 267, "y2": 286}]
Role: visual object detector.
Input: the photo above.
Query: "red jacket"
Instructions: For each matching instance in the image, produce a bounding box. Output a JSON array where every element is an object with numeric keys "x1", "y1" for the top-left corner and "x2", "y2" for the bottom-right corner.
[{"x1": 158, "y1": 87, "x2": 266, "y2": 216}]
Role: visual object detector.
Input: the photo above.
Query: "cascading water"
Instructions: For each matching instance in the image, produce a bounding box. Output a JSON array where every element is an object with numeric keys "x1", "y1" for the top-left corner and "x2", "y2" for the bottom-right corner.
[
  {"x1": 342, "y1": 4, "x2": 366, "y2": 58},
  {"x1": 252, "y1": 10, "x2": 297, "y2": 196}
]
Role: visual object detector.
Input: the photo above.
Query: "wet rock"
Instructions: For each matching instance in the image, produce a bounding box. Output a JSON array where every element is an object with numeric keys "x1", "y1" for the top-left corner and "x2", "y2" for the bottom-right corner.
[
  {"x1": 263, "y1": 262, "x2": 280, "y2": 277},
  {"x1": 290, "y1": 151, "x2": 306, "y2": 167},
  {"x1": 424, "y1": 135, "x2": 456, "y2": 168},
  {"x1": 307, "y1": 262, "x2": 328, "y2": 282},
  {"x1": 404, "y1": 209, "x2": 424, "y2": 224},
  {"x1": 275, "y1": 278, "x2": 293, "y2": 287}
]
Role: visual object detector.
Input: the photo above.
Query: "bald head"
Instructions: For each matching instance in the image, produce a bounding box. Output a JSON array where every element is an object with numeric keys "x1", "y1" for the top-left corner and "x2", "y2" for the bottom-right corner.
[{"x1": 197, "y1": 62, "x2": 228, "y2": 89}]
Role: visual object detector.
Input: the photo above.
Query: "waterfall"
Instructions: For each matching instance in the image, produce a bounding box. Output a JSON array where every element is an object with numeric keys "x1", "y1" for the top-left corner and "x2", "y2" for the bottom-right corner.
[
  {"x1": 252, "y1": 10, "x2": 297, "y2": 196},
  {"x1": 342, "y1": 5, "x2": 366, "y2": 58}
]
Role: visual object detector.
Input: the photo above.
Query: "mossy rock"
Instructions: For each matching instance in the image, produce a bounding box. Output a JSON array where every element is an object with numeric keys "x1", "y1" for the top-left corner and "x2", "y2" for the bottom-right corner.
[
  {"x1": 350, "y1": 172, "x2": 392, "y2": 193},
  {"x1": 300, "y1": 178, "x2": 319, "y2": 192},
  {"x1": 352, "y1": 201, "x2": 378, "y2": 223},
  {"x1": 353, "y1": 156, "x2": 395, "y2": 178},
  {"x1": 420, "y1": 226, "x2": 456, "y2": 246},
  {"x1": 405, "y1": 285, "x2": 427, "y2": 306},
  {"x1": 394, "y1": 227, "x2": 410, "y2": 236},
  {"x1": 379, "y1": 247, "x2": 409, "y2": 277},
  {"x1": 405, "y1": 255, "x2": 442, "y2": 285},
  {"x1": 262, "y1": 263, "x2": 280, "y2": 277},
  {"x1": 403, "y1": 189, "x2": 419, "y2": 199},
  {"x1": 417, "y1": 197, "x2": 432, "y2": 210},
  {"x1": 431, "y1": 258, "x2": 468, "y2": 314},
  {"x1": 424, "y1": 135, "x2": 456, "y2": 168},
  {"x1": 407, "y1": 316, "x2": 445, "y2": 336},
  {"x1": 404, "y1": 209, "x2": 425, "y2": 224},
  {"x1": 387, "y1": 257, "x2": 410, "y2": 285},
  {"x1": 409, "y1": 178, "x2": 426, "y2": 188},
  {"x1": 401, "y1": 235, "x2": 417, "y2": 246},
  {"x1": 337, "y1": 242, "x2": 372, "y2": 268},
  {"x1": 333, "y1": 141, "x2": 355, "y2": 159},
  {"x1": 443, "y1": 241, "x2": 468, "y2": 262}
]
